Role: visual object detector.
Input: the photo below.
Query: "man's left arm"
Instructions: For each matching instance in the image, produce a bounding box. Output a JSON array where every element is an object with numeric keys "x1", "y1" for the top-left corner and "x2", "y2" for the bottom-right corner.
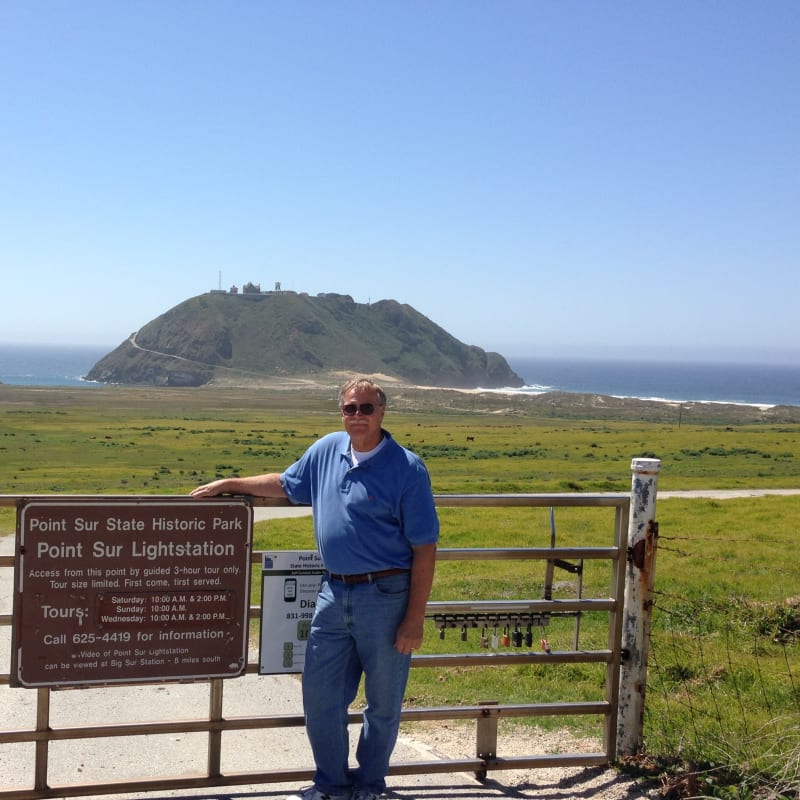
[{"x1": 394, "y1": 542, "x2": 437, "y2": 654}]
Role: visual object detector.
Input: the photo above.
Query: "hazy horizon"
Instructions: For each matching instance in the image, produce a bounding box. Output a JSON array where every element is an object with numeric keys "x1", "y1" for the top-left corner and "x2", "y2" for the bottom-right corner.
[{"x1": 2, "y1": 339, "x2": 799, "y2": 367}]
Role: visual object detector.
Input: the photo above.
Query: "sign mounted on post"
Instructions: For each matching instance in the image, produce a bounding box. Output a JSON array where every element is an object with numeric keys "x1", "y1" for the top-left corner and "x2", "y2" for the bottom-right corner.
[
  {"x1": 259, "y1": 551, "x2": 324, "y2": 674},
  {"x1": 11, "y1": 497, "x2": 253, "y2": 688}
]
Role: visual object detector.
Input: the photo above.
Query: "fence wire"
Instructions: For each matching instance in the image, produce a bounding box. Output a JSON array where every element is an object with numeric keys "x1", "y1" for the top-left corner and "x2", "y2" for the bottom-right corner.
[{"x1": 646, "y1": 583, "x2": 800, "y2": 798}]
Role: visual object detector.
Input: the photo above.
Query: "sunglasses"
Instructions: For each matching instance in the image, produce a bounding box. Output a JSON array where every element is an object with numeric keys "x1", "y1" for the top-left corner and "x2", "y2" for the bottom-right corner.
[{"x1": 341, "y1": 403, "x2": 381, "y2": 416}]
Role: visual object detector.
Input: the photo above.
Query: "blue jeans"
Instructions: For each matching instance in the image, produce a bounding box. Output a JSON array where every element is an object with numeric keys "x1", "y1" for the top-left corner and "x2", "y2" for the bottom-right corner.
[{"x1": 302, "y1": 572, "x2": 412, "y2": 796}]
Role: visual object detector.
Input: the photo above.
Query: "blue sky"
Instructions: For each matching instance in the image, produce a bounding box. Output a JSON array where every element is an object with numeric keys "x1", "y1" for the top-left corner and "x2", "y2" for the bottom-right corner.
[{"x1": 1, "y1": 1, "x2": 798, "y2": 362}]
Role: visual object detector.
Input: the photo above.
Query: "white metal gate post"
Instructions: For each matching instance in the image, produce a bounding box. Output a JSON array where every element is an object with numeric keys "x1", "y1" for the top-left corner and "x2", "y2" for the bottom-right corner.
[{"x1": 616, "y1": 457, "x2": 661, "y2": 756}]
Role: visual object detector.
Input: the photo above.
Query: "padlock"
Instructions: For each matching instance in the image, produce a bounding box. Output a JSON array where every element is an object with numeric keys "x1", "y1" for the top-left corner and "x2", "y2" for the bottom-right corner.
[
  {"x1": 541, "y1": 637, "x2": 552, "y2": 654},
  {"x1": 491, "y1": 626, "x2": 499, "y2": 649},
  {"x1": 525, "y1": 623, "x2": 533, "y2": 647},
  {"x1": 439, "y1": 624, "x2": 445, "y2": 640},
  {"x1": 480, "y1": 626, "x2": 489, "y2": 648},
  {"x1": 460, "y1": 624, "x2": 467, "y2": 642},
  {"x1": 512, "y1": 624, "x2": 523, "y2": 647},
  {"x1": 502, "y1": 625, "x2": 510, "y2": 647}
]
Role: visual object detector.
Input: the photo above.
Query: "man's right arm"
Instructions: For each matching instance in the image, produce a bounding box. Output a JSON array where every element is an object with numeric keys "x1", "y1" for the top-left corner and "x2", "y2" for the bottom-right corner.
[{"x1": 190, "y1": 473, "x2": 287, "y2": 499}]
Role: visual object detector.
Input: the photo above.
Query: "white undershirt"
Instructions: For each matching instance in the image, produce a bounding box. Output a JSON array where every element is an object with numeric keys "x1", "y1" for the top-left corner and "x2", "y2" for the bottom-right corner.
[{"x1": 350, "y1": 435, "x2": 387, "y2": 466}]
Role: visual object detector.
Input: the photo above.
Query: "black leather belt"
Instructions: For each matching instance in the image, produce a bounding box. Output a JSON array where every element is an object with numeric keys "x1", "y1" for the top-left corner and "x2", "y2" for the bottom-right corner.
[{"x1": 327, "y1": 567, "x2": 410, "y2": 585}]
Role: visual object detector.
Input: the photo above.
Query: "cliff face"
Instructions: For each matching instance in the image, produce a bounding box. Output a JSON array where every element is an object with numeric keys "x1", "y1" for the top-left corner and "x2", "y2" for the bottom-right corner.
[{"x1": 86, "y1": 292, "x2": 524, "y2": 389}]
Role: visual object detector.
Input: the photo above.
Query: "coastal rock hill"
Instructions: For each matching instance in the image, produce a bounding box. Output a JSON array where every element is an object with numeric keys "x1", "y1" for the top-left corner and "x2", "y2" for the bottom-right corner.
[{"x1": 86, "y1": 291, "x2": 524, "y2": 389}]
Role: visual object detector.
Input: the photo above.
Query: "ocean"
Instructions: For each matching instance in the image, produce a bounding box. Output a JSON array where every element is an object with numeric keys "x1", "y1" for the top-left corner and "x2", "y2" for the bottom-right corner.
[
  {"x1": 0, "y1": 344, "x2": 109, "y2": 388},
  {"x1": 1, "y1": 344, "x2": 798, "y2": 409},
  {"x1": 505, "y1": 357, "x2": 800, "y2": 409}
]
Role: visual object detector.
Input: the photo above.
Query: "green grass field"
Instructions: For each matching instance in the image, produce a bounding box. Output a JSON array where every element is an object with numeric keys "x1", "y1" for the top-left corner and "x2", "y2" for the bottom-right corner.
[
  {"x1": 1, "y1": 384, "x2": 798, "y2": 797},
  {"x1": 1, "y1": 384, "x2": 798, "y2": 500}
]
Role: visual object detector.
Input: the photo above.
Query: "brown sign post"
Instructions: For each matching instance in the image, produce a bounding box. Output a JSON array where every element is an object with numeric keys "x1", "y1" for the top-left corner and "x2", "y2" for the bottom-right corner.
[{"x1": 11, "y1": 497, "x2": 252, "y2": 688}]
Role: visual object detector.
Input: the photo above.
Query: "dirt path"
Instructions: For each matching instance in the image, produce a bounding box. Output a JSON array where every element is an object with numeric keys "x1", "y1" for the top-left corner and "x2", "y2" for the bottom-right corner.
[{"x1": 658, "y1": 488, "x2": 800, "y2": 499}]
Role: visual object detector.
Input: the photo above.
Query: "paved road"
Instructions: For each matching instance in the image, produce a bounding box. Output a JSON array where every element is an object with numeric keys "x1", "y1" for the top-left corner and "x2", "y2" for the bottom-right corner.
[{"x1": 658, "y1": 488, "x2": 800, "y2": 499}]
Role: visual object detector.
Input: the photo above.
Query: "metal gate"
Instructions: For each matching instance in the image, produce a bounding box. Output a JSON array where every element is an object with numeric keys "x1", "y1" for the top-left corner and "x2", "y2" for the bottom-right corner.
[{"x1": 0, "y1": 474, "x2": 659, "y2": 799}]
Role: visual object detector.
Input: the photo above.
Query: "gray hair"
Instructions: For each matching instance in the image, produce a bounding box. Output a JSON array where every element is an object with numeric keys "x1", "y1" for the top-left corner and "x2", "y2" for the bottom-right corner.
[{"x1": 338, "y1": 377, "x2": 387, "y2": 408}]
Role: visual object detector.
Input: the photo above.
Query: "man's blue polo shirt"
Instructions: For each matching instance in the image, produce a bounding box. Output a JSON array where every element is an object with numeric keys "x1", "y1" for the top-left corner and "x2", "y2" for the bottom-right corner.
[{"x1": 280, "y1": 430, "x2": 439, "y2": 574}]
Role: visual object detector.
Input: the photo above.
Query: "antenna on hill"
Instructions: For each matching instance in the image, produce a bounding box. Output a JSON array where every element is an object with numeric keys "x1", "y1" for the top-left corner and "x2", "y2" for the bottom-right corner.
[{"x1": 218, "y1": 271, "x2": 222, "y2": 291}]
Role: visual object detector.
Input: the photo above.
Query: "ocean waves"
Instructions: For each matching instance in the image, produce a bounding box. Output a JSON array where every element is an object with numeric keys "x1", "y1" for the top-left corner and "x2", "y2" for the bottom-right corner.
[{"x1": 503, "y1": 357, "x2": 800, "y2": 409}]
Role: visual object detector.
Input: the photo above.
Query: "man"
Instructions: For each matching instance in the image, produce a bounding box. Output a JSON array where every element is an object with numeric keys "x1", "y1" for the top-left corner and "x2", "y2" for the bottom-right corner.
[{"x1": 191, "y1": 377, "x2": 439, "y2": 800}]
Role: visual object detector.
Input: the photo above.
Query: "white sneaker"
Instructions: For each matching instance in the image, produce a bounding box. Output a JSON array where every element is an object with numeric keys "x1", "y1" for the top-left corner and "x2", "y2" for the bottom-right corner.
[{"x1": 285, "y1": 787, "x2": 352, "y2": 800}]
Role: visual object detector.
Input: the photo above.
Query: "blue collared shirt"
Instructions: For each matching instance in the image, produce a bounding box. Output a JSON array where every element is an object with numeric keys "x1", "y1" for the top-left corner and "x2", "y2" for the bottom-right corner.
[{"x1": 280, "y1": 430, "x2": 439, "y2": 574}]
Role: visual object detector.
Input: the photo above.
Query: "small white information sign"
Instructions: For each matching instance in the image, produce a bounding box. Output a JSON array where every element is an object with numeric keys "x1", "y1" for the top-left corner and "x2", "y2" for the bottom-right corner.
[{"x1": 258, "y1": 551, "x2": 324, "y2": 674}]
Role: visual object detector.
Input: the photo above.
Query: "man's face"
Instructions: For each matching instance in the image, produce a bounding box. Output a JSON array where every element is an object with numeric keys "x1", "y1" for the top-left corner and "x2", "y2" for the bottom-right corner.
[{"x1": 340, "y1": 386, "x2": 385, "y2": 448}]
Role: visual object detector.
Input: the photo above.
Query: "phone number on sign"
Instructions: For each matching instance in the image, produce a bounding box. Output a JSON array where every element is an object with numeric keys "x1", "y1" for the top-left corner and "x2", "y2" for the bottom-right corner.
[{"x1": 72, "y1": 632, "x2": 132, "y2": 644}]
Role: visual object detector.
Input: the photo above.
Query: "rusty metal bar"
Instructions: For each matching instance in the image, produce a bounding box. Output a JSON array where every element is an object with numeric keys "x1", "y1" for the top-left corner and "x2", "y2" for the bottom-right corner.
[
  {"x1": 1, "y1": 701, "x2": 608, "y2": 747},
  {"x1": 207, "y1": 678, "x2": 224, "y2": 778},
  {"x1": 427, "y1": 597, "x2": 615, "y2": 615},
  {"x1": 474, "y1": 701, "x2": 498, "y2": 781},
  {"x1": 432, "y1": 546, "x2": 620, "y2": 560},
  {"x1": 33, "y1": 689, "x2": 50, "y2": 792},
  {"x1": 0, "y1": 493, "x2": 630, "y2": 510},
  {"x1": 603, "y1": 501, "x2": 630, "y2": 760},
  {"x1": 0, "y1": 752, "x2": 614, "y2": 800}
]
